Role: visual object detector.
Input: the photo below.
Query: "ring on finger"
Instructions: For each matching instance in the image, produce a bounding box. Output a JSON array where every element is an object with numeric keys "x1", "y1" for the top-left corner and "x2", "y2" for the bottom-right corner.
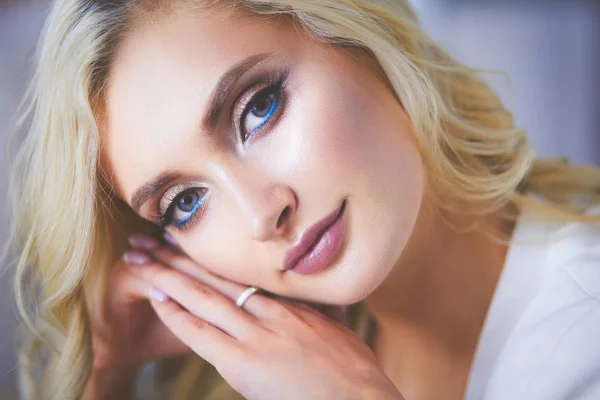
[{"x1": 236, "y1": 286, "x2": 261, "y2": 309}]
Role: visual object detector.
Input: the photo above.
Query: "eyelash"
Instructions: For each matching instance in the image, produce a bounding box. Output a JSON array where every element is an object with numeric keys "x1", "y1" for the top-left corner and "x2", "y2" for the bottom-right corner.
[
  {"x1": 153, "y1": 68, "x2": 289, "y2": 231},
  {"x1": 233, "y1": 67, "x2": 289, "y2": 142},
  {"x1": 155, "y1": 186, "x2": 208, "y2": 230}
]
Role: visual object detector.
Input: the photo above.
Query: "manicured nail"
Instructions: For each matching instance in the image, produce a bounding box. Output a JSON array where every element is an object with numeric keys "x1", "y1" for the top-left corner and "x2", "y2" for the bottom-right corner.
[
  {"x1": 163, "y1": 231, "x2": 179, "y2": 247},
  {"x1": 129, "y1": 234, "x2": 160, "y2": 250},
  {"x1": 149, "y1": 287, "x2": 168, "y2": 302},
  {"x1": 122, "y1": 250, "x2": 151, "y2": 265}
]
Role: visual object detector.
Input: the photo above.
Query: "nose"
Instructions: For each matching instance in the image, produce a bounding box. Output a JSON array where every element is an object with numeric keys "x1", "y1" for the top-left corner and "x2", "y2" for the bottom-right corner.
[
  {"x1": 249, "y1": 185, "x2": 296, "y2": 242},
  {"x1": 220, "y1": 167, "x2": 297, "y2": 242}
]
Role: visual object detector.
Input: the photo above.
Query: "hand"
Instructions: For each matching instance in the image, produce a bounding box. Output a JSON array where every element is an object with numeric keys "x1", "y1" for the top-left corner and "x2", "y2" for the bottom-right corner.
[
  {"x1": 89, "y1": 233, "x2": 190, "y2": 371},
  {"x1": 124, "y1": 238, "x2": 404, "y2": 400}
]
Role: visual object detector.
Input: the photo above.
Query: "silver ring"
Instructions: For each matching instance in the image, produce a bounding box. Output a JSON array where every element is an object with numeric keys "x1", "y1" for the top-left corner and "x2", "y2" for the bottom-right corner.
[{"x1": 236, "y1": 286, "x2": 260, "y2": 309}]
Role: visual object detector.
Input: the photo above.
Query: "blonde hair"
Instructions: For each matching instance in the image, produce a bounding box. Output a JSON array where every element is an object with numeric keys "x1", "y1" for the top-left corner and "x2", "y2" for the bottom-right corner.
[{"x1": 5, "y1": 0, "x2": 600, "y2": 399}]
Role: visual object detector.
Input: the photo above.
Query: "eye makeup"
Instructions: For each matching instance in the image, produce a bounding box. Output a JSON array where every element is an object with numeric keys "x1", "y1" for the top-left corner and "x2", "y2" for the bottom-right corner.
[
  {"x1": 155, "y1": 183, "x2": 208, "y2": 229},
  {"x1": 232, "y1": 66, "x2": 289, "y2": 143},
  {"x1": 149, "y1": 65, "x2": 290, "y2": 231}
]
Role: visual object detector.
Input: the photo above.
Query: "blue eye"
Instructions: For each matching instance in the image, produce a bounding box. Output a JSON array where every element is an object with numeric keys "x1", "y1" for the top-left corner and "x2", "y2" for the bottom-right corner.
[
  {"x1": 235, "y1": 67, "x2": 288, "y2": 142},
  {"x1": 170, "y1": 188, "x2": 205, "y2": 227},
  {"x1": 242, "y1": 89, "x2": 280, "y2": 141}
]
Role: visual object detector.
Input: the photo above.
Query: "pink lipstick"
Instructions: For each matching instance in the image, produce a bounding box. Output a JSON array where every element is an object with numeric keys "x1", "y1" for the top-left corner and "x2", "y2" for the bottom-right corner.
[{"x1": 283, "y1": 200, "x2": 347, "y2": 275}]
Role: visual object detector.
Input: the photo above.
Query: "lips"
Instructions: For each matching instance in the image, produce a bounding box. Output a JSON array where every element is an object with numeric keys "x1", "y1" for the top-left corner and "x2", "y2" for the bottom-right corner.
[{"x1": 283, "y1": 200, "x2": 347, "y2": 275}]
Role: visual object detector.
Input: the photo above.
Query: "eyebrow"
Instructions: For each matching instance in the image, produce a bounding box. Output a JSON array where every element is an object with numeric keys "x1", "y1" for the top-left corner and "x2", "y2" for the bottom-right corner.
[
  {"x1": 131, "y1": 171, "x2": 181, "y2": 212},
  {"x1": 130, "y1": 52, "x2": 274, "y2": 212},
  {"x1": 203, "y1": 51, "x2": 275, "y2": 133}
]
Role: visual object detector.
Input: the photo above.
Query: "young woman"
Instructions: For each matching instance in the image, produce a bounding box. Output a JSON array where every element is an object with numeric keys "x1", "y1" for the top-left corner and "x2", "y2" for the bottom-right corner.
[{"x1": 6, "y1": 0, "x2": 600, "y2": 399}]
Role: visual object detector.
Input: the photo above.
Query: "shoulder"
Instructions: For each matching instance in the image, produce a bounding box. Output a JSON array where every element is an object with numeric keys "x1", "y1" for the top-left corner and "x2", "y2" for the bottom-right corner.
[{"x1": 483, "y1": 207, "x2": 600, "y2": 400}]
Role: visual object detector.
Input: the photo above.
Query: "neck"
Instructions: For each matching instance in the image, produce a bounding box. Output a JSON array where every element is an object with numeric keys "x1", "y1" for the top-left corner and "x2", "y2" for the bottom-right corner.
[{"x1": 364, "y1": 197, "x2": 516, "y2": 399}]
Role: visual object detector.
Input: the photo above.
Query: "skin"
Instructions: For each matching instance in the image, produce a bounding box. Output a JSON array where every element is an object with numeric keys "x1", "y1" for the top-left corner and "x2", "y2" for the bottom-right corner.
[
  {"x1": 103, "y1": 8, "x2": 422, "y2": 306},
  {"x1": 95, "y1": 5, "x2": 512, "y2": 400}
]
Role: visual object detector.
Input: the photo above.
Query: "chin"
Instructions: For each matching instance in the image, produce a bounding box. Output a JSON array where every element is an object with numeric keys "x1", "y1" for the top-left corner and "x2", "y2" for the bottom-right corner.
[{"x1": 302, "y1": 239, "x2": 402, "y2": 306}]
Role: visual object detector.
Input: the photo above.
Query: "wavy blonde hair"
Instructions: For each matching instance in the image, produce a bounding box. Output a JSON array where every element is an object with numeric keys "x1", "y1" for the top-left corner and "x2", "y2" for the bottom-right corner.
[{"x1": 5, "y1": 0, "x2": 600, "y2": 399}]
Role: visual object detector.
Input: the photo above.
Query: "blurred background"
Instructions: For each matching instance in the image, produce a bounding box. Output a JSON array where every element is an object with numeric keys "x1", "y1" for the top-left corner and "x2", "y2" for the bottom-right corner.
[{"x1": 1, "y1": 0, "x2": 599, "y2": 397}]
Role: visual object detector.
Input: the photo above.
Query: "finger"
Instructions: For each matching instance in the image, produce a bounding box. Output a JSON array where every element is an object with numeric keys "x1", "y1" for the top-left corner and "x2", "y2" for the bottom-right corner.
[
  {"x1": 112, "y1": 256, "x2": 155, "y2": 304},
  {"x1": 149, "y1": 295, "x2": 244, "y2": 367},
  {"x1": 129, "y1": 233, "x2": 247, "y2": 299},
  {"x1": 91, "y1": 256, "x2": 155, "y2": 327},
  {"x1": 128, "y1": 232, "x2": 183, "y2": 255},
  {"x1": 130, "y1": 238, "x2": 276, "y2": 318},
  {"x1": 162, "y1": 231, "x2": 185, "y2": 253},
  {"x1": 111, "y1": 257, "x2": 194, "y2": 352},
  {"x1": 271, "y1": 299, "x2": 349, "y2": 331},
  {"x1": 126, "y1": 261, "x2": 261, "y2": 340},
  {"x1": 147, "y1": 244, "x2": 245, "y2": 299}
]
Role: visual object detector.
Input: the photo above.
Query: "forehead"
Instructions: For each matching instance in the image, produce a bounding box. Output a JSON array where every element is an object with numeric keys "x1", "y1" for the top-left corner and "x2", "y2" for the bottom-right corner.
[{"x1": 101, "y1": 7, "x2": 306, "y2": 201}]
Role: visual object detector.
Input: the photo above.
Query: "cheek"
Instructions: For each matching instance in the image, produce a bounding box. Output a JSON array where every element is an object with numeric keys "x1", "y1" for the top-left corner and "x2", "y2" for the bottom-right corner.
[
  {"x1": 297, "y1": 74, "x2": 424, "y2": 295},
  {"x1": 177, "y1": 208, "x2": 257, "y2": 283},
  {"x1": 288, "y1": 71, "x2": 422, "y2": 198},
  {"x1": 264, "y1": 77, "x2": 372, "y2": 186}
]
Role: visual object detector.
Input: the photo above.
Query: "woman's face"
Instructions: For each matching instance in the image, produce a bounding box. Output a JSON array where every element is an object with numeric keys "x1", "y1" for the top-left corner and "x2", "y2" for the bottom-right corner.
[{"x1": 102, "y1": 7, "x2": 424, "y2": 305}]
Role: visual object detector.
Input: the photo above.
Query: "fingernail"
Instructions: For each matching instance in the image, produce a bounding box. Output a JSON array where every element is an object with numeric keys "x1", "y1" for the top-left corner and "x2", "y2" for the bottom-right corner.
[
  {"x1": 163, "y1": 231, "x2": 179, "y2": 247},
  {"x1": 149, "y1": 287, "x2": 168, "y2": 302},
  {"x1": 129, "y1": 234, "x2": 160, "y2": 250},
  {"x1": 122, "y1": 250, "x2": 151, "y2": 265}
]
